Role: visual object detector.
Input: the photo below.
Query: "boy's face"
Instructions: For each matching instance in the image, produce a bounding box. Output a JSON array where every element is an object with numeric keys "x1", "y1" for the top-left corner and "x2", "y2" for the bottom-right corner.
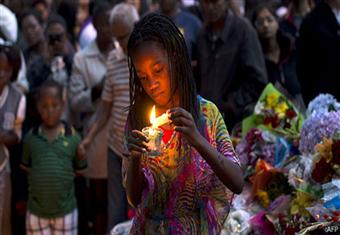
[
  {"x1": 37, "y1": 87, "x2": 64, "y2": 127},
  {"x1": 0, "y1": 53, "x2": 12, "y2": 92}
]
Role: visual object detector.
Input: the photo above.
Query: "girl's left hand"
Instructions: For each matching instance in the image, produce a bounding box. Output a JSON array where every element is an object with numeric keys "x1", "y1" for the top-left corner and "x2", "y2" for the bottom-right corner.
[{"x1": 168, "y1": 107, "x2": 202, "y2": 148}]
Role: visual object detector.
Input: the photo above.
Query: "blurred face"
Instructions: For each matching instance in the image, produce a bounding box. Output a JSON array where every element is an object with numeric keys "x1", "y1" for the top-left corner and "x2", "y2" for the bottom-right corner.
[
  {"x1": 112, "y1": 20, "x2": 133, "y2": 55},
  {"x1": 254, "y1": 8, "x2": 278, "y2": 39},
  {"x1": 22, "y1": 15, "x2": 44, "y2": 47},
  {"x1": 37, "y1": 87, "x2": 64, "y2": 128},
  {"x1": 94, "y1": 11, "x2": 112, "y2": 45},
  {"x1": 35, "y1": 3, "x2": 49, "y2": 22},
  {"x1": 46, "y1": 23, "x2": 67, "y2": 57},
  {"x1": 0, "y1": 52, "x2": 12, "y2": 92},
  {"x1": 132, "y1": 42, "x2": 178, "y2": 109},
  {"x1": 201, "y1": 0, "x2": 227, "y2": 23},
  {"x1": 125, "y1": 0, "x2": 141, "y2": 13},
  {"x1": 159, "y1": 0, "x2": 177, "y2": 13}
]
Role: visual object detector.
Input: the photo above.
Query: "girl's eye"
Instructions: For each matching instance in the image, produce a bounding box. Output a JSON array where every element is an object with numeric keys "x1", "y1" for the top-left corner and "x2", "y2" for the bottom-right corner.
[
  {"x1": 139, "y1": 75, "x2": 147, "y2": 81},
  {"x1": 154, "y1": 67, "x2": 163, "y2": 74}
]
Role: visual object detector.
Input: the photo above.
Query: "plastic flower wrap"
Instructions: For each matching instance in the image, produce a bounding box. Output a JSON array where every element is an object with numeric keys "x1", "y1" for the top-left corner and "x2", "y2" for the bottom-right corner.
[
  {"x1": 310, "y1": 133, "x2": 340, "y2": 184},
  {"x1": 299, "y1": 111, "x2": 340, "y2": 154},
  {"x1": 250, "y1": 159, "x2": 293, "y2": 208},
  {"x1": 242, "y1": 83, "x2": 304, "y2": 140},
  {"x1": 322, "y1": 179, "x2": 340, "y2": 211},
  {"x1": 284, "y1": 154, "x2": 314, "y2": 188},
  {"x1": 236, "y1": 128, "x2": 276, "y2": 168},
  {"x1": 306, "y1": 94, "x2": 340, "y2": 117},
  {"x1": 221, "y1": 210, "x2": 251, "y2": 235}
]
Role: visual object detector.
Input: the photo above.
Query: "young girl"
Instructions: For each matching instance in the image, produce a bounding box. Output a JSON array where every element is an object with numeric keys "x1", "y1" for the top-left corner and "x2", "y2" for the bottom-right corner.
[
  {"x1": 124, "y1": 13, "x2": 244, "y2": 234},
  {"x1": 252, "y1": 4, "x2": 305, "y2": 111},
  {"x1": 0, "y1": 44, "x2": 26, "y2": 234}
]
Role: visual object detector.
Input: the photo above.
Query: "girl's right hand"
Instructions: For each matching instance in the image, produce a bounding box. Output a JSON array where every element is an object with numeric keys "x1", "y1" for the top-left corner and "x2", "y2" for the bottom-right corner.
[{"x1": 125, "y1": 130, "x2": 149, "y2": 158}]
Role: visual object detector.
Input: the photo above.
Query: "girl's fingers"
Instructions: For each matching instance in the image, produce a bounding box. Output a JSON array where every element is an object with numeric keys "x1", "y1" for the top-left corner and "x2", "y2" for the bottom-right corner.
[
  {"x1": 171, "y1": 116, "x2": 193, "y2": 127},
  {"x1": 127, "y1": 135, "x2": 149, "y2": 149},
  {"x1": 127, "y1": 143, "x2": 147, "y2": 154},
  {"x1": 131, "y1": 130, "x2": 149, "y2": 142},
  {"x1": 174, "y1": 126, "x2": 190, "y2": 134},
  {"x1": 169, "y1": 108, "x2": 193, "y2": 121}
]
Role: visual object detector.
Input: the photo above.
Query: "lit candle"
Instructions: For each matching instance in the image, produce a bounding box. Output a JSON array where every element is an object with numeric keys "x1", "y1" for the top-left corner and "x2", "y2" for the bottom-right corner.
[{"x1": 142, "y1": 106, "x2": 165, "y2": 157}]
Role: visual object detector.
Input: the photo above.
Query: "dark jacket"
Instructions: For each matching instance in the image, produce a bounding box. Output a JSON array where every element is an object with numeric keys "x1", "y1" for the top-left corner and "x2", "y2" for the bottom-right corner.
[
  {"x1": 197, "y1": 11, "x2": 267, "y2": 129},
  {"x1": 297, "y1": 1, "x2": 340, "y2": 104},
  {"x1": 264, "y1": 31, "x2": 305, "y2": 111}
]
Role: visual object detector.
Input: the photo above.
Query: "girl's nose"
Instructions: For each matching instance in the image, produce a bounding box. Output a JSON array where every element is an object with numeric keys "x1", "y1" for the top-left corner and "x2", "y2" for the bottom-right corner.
[{"x1": 149, "y1": 79, "x2": 159, "y2": 91}]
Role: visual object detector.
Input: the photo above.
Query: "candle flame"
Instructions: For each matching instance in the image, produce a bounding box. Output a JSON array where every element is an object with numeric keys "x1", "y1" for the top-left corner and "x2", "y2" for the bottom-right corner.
[{"x1": 150, "y1": 105, "x2": 156, "y2": 128}]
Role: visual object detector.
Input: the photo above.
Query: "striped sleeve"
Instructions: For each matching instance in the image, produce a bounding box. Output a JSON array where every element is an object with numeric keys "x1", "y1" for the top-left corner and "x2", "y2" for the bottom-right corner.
[
  {"x1": 212, "y1": 104, "x2": 241, "y2": 166},
  {"x1": 101, "y1": 52, "x2": 116, "y2": 102}
]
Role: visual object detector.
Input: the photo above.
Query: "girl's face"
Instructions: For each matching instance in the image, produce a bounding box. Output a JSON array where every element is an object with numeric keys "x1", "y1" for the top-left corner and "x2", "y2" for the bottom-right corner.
[
  {"x1": 255, "y1": 8, "x2": 278, "y2": 39},
  {"x1": 132, "y1": 42, "x2": 178, "y2": 110},
  {"x1": 0, "y1": 52, "x2": 13, "y2": 92},
  {"x1": 37, "y1": 87, "x2": 64, "y2": 128}
]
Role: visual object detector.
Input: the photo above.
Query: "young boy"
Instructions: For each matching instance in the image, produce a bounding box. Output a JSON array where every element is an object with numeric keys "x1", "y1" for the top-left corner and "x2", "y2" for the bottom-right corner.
[{"x1": 21, "y1": 79, "x2": 86, "y2": 235}]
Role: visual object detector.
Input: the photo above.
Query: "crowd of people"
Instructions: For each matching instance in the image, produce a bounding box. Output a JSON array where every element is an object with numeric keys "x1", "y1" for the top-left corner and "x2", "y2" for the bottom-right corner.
[{"x1": 0, "y1": 0, "x2": 339, "y2": 234}]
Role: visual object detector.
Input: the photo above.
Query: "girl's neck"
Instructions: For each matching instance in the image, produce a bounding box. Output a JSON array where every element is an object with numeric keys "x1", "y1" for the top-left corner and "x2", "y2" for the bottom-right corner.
[{"x1": 263, "y1": 36, "x2": 280, "y2": 63}]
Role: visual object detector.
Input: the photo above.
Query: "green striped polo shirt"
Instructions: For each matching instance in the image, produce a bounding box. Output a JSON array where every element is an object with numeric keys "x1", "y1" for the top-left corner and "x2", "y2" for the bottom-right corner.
[{"x1": 21, "y1": 124, "x2": 87, "y2": 218}]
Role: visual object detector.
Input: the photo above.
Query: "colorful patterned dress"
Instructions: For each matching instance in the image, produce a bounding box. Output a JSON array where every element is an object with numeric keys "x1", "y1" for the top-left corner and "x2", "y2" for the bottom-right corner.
[{"x1": 127, "y1": 97, "x2": 240, "y2": 234}]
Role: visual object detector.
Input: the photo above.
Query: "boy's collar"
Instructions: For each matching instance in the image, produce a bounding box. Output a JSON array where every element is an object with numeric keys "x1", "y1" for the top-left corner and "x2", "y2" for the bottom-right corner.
[{"x1": 38, "y1": 123, "x2": 66, "y2": 137}]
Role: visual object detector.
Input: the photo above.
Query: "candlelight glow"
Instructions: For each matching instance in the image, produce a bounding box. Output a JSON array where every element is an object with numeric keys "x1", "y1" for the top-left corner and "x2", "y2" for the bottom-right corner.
[
  {"x1": 150, "y1": 105, "x2": 170, "y2": 128},
  {"x1": 150, "y1": 105, "x2": 156, "y2": 128}
]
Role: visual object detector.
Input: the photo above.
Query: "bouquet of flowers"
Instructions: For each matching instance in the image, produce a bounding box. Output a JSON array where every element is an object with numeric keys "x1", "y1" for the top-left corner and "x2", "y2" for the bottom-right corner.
[
  {"x1": 236, "y1": 128, "x2": 276, "y2": 170},
  {"x1": 299, "y1": 111, "x2": 340, "y2": 154},
  {"x1": 242, "y1": 83, "x2": 304, "y2": 140},
  {"x1": 250, "y1": 159, "x2": 293, "y2": 208},
  {"x1": 306, "y1": 94, "x2": 340, "y2": 117}
]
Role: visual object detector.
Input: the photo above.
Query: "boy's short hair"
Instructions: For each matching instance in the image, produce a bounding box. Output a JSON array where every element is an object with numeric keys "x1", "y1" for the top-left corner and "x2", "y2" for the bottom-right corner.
[
  {"x1": 37, "y1": 79, "x2": 64, "y2": 100},
  {"x1": 46, "y1": 14, "x2": 67, "y2": 32}
]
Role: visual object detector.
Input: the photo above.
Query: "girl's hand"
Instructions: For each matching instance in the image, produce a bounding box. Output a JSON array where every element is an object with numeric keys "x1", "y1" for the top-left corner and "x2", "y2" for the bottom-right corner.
[
  {"x1": 126, "y1": 130, "x2": 149, "y2": 158},
  {"x1": 168, "y1": 108, "x2": 202, "y2": 148}
]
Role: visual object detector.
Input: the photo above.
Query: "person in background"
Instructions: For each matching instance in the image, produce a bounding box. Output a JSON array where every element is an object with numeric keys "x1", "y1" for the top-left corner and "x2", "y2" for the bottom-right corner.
[
  {"x1": 78, "y1": 3, "x2": 139, "y2": 232},
  {"x1": 158, "y1": 0, "x2": 202, "y2": 62},
  {"x1": 197, "y1": 0, "x2": 267, "y2": 132},
  {"x1": 57, "y1": 0, "x2": 78, "y2": 48},
  {"x1": 0, "y1": 4, "x2": 29, "y2": 93},
  {"x1": 26, "y1": 15, "x2": 74, "y2": 135},
  {"x1": 123, "y1": 13, "x2": 243, "y2": 234},
  {"x1": 32, "y1": 0, "x2": 51, "y2": 24},
  {"x1": 20, "y1": 9, "x2": 47, "y2": 67},
  {"x1": 78, "y1": 0, "x2": 98, "y2": 49},
  {"x1": 252, "y1": 4, "x2": 305, "y2": 111},
  {"x1": 0, "y1": 43, "x2": 26, "y2": 235},
  {"x1": 69, "y1": 1, "x2": 114, "y2": 233},
  {"x1": 280, "y1": 0, "x2": 313, "y2": 39},
  {"x1": 297, "y1": 0, "x2": 340, "y2": 103},
  {"x1": 21, "y1": 79, "x2": 86, "y2": 235}
]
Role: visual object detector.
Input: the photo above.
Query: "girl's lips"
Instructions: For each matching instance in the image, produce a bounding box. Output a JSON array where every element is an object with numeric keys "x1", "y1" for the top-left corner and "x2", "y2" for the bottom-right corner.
[{"x1": 152, "y1": 92, "x2": 164, "y2": 98}]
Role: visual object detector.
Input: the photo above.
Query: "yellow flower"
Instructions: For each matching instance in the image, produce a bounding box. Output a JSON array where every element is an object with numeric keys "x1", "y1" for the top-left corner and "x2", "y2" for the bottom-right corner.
[
  {"x1": 290, "y1": 191, "x2": 315, "y2": 216},
  {"x1": 257, "y1": 190, "x2": 270, "y2": 208},
  {"x1": 265, "y1": 93, "x2": 279, "y2": 109},
  {"x1": 275, "y1": 102, "x2": 289, "y2": 118}
]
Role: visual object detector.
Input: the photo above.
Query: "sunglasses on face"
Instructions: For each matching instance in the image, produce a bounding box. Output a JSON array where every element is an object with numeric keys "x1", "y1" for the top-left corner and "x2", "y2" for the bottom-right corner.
[{"x1": 47, "y1": 32, "x2": 64, "y2": 45}]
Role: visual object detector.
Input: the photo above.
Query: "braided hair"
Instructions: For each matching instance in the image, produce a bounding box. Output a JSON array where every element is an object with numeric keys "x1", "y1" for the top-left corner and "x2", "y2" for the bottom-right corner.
[{"x1": 127, "y1": 13, "x2": 201, "y2": 131}]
